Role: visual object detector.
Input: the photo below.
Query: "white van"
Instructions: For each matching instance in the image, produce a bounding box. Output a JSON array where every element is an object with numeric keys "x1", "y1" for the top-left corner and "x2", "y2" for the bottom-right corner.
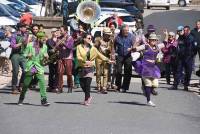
[
  {"x1": 146, "y1": 0, "x2": 171, "y2": 10},
  {"x1": 170, "y1": 0, "x2": 191, "y2": 7}
]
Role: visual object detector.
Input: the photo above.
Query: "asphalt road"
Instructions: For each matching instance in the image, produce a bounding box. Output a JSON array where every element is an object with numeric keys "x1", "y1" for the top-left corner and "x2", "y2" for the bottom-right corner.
[{"x1": 0, "y1": 6, "x2": 200, "y2": 134}]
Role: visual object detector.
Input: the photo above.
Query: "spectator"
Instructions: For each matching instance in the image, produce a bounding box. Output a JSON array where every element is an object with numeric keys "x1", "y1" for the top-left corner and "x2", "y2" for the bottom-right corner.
[
  {"x1": 20, "y1": 11, "x2": 33, "y2": 26},
  {"x1": 114, "y1": 24, "x2": 136, "y2": 92},
  {"x1": 107, "y1": 13, "x2": 123, "y2": 29}
]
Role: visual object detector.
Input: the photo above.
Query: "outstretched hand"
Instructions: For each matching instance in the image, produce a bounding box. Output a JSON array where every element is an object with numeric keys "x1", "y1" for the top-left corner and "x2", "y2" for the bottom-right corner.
[{"x1": 108, "y1": 60, "x2": 115, "y2": 64}]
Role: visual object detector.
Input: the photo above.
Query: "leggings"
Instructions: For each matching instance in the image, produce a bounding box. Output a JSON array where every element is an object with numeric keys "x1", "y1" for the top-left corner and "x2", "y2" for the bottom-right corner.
[{"x1": 80, "y1": 77, "x2": 92, "y2": 101}]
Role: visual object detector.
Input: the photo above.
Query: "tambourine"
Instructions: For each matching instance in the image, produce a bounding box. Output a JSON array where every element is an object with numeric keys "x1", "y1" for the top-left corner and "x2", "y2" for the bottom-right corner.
[{"x1": 131, "y1": 52, "x2": 141, "y2": 61}]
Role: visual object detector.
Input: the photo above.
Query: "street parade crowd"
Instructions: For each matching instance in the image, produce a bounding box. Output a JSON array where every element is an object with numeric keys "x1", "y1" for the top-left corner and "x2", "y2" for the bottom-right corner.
[{"x1": 0, "y1": 14, "x2": 200, "y2": 107}]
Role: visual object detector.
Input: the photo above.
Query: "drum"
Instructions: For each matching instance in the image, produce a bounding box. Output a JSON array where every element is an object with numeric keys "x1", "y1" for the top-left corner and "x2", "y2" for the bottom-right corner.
[{"x1": 0, "y1": 41, "x2": 11, "y2": 58}]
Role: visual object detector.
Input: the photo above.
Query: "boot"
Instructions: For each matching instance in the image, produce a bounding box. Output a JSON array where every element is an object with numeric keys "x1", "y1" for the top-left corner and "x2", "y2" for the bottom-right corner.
[{"x1": 41, "y1": 98, "x2": 50, "y2": 106}]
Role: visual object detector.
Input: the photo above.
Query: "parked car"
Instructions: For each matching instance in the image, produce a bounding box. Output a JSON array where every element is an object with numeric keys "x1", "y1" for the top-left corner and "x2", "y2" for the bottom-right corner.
[
  {"x1": 99, "y1": 0, "x2": 143, "y2": 28},
  {"x1": 90, "y1": 9, "x2": 136, "y2": 37},
  {"x1": 99, "y1": 0, "x2": 142, "y2": 17},
  {"x1": 170, "y1": 0, "x2": 191, "y2": 7},
  {"x1": 0, "y1": 2, "x2": 21, "y2": 18},
  {"x1": 146, "y1": 0, "x2": 171, "y2": 10},
  {"x1": 0, "y1": 4, "x2": 19, "y2": 26},
  {"x1": 21, "y1": 0, "x2": 45, "y2": 16},
  {"x1": 7, "y1": 0, "x2": 33, "y2": 13}
]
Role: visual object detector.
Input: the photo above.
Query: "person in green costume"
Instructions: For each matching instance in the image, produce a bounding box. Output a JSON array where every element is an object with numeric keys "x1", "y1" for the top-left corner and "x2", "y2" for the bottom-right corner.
[{"x1": 18, "y1": 32, "x2": 50, "y2": 106}]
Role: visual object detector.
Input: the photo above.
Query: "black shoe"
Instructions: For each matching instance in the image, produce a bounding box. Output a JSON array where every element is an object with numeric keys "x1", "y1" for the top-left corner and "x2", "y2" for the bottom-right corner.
[
  {"x1": 151, "y1": 89, "x2": 158, "y2": 95},
  {"x1": 73, "y1": 84, "x2": 80, "y2": 89},
  {"x1": 17, "y1": 99, "x2": 24, "y2": 106},
  {"x1": 67, "y1": 87, "x2": 72, "y2": 93},
  {"x1": 184, "y1": 86, "x2": 189, "y2": 91},
  {"x1": 101, "y1": 90, "x2": 108, "y2": 94},
  {"x1": 41, "y1": 98, "x2": 50, "y2": 106},
  {"x1": 121, "y1": 89, "x2": 127, "y2": 93},
  {"x1": 169, "y1": 85, "x2": 178, "y2": 90},
  {"x1": 167, "y1": 81, "x2": 171, "y2": 85}
]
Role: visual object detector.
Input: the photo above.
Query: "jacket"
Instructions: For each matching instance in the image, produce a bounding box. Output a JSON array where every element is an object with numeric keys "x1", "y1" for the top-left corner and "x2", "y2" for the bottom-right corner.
[
  {"x1": 76, "y1": 44, "x2": 109, "y2": 67},
  {"x1": 24, "y1": 42, "x2": 48, "y2": 74}
]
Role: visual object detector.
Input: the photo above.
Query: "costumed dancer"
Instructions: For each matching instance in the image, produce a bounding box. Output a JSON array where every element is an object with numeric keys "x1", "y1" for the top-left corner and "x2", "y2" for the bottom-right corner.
[
  {"x1": 132, "y1": 33, "x2": 164, "y2": 107},
  {"x1": 76, "y1": 33, "x2": 114, "y2": 106},
  {"x1": 18, "y1": 32, "x2": 50, "y2": 106}
]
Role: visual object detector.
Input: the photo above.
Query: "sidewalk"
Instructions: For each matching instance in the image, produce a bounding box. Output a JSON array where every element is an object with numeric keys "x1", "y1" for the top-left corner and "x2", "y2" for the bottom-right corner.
[{"x1": 0, "y1": 74, "x2": 12, "y2": 89}]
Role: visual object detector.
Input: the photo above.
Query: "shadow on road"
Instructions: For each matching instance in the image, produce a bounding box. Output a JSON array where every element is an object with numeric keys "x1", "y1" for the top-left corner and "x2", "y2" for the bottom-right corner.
[
  {"x1": 4, "y1": 102, "x2": 43, "y2": 107},
  {"x1": 122, "y1": 91, "x2": 144, "y2": 96},
  {"x1": 108, "y1": 101, "x2": 146, "y2": 106},
  {"x1": 55, "y1": 101, "x2": 82, "y2": 105}
]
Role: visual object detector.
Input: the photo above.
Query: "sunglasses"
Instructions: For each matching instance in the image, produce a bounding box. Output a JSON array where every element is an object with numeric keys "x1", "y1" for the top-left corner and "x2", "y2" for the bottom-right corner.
[
  {"x1": 169, "y1": 35, "x2": 174, "y2": 38},
  {"x1": 149, "y1": 39, "x2": 158, "y2": 41}
]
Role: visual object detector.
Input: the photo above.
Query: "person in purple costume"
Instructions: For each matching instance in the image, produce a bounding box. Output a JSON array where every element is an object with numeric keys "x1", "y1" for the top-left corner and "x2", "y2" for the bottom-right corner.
[{"x1": 132, "y1": 33, "x2": 164, "y2": 107}]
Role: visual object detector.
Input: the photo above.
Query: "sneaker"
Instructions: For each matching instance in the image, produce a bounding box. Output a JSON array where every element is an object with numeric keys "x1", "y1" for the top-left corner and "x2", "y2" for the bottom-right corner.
[
  {"x1": 101, "y1": 87, "x2": 108, "y2": 94},
  {"x1": 121, "y1": 89, "x2": 127, "y2": 93},
  {"x1": 111, "y1": 85, "x2": 118, "y2": 90},
  {"x1": 41, "y1": 98, "x2": 50, "y2": 106},
  {"x1": 87, "y1": 97, "x2": 93, "y2": 104},
  {"x1": 12, "y1": 89, "x2": 20, "y2": 94},
  {"x1": 17, "y1": 99, "x2": 23, "y2": 106},
  {"x1": 147, "y1": 101, "x2": 156, "y2": 107},
  {"x1": 80, "y1": 101, "x2": 90, "y2": 106}
]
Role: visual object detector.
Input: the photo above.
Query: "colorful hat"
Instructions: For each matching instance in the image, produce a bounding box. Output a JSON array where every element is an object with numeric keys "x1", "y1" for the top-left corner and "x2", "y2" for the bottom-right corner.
[
  {"x1": 148, "y1": 33, "x2": 159, "y2": 40},
  {"x1": 147, "y1": 24, "x2": 156, "y2": 32},
  {"x1": 103, "y1": 27, "x2": 112, "y2": 35},
  {"x1": 177, "y1": 26, "x2": 184, "y2": 31}
]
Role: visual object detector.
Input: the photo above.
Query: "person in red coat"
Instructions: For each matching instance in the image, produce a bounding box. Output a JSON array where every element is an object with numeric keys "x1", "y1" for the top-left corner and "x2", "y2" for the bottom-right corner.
[
  {"x1": 107, "y1": 13, "x2": 123, "y2": 29},
  {"x1": 20, "y1": 12, "x2": 33, "y2": 26}
]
